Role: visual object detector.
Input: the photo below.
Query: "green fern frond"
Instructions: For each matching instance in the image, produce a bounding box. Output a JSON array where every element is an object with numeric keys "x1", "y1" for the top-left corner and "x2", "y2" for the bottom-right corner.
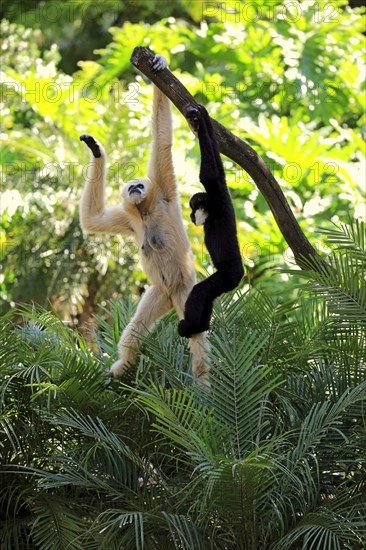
[
  {"x1": 319, "y1": 220, "x2": 365, "y2": 261},
  {"x1": 273, "y1": 505, "x2": 366, "y2": 550},
  {"x1": 30, "y1": 497, "x2": 85, "y2": 550},
  {"x1": 134, "y1": 383, "x2": 218, "y2": 468},
  {"x1": 207, "y1": 329, "x2": 279, "y2": 457}
]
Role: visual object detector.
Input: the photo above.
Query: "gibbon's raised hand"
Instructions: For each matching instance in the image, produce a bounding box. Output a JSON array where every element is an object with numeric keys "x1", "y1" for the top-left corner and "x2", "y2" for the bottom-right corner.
[
  {"x1": 79, "y1": 54, "x2": 210, "y2": 385},
  {"x1": 178, "y1": 105, "x2": 244, "y2": 338}
]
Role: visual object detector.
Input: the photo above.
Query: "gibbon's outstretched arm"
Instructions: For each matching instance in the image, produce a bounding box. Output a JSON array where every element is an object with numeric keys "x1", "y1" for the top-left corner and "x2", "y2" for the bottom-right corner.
[
  {"x1": 187, "y1": 106, "x2": 226, "y2": 196},
  {"x1": 147, "y1": 56, "x2": 177, "y2": 202},
  {"x1": 178, "y1": 105, "x2": 244, "y2": 338},
  {"x1": 79, "y1": 134, "x2": 133, "y2": 234}
]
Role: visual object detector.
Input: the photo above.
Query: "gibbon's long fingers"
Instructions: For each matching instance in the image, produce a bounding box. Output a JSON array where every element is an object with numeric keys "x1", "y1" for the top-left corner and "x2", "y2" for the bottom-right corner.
[
  {"x1": 185, "y1": 105, "x2": 200, "y2": 135},
  {"x1": 80, "y1": 134, "x2": 101, "y2": 158},
  {"x1": 150, "y1": 54, "x2": 168, "y2": 72}
]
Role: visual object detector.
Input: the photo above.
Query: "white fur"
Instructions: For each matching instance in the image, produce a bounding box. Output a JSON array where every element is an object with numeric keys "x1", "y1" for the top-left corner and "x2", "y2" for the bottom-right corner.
[
  {"x1": 80, "y1": 59, "x2": 210, "y2": 385},
  {"x1": 194, "y1": 208, "x2": 208, "y2": 226},
  {"x1": 151, "y1": 54, "x2": 168, "y2": 71}
]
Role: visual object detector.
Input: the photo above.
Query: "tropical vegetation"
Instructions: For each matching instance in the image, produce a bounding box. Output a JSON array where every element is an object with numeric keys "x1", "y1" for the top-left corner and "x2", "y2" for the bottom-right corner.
[
  {"x1": 0, "y1": 1, "x2": 365, "y2": 548},
  {"x1": 1, "y1": 221, "x2": 365, "y2": 548}
]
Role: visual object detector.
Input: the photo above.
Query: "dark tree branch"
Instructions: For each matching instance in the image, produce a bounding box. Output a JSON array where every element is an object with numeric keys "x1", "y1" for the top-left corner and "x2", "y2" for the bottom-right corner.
[{"x1": 130, "y1": 46, "x2": 329, "y2": 271}]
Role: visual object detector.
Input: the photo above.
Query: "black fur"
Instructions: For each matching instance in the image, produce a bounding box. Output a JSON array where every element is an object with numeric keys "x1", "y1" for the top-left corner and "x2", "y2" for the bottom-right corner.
[
  {"x1": 80, "y1": 134, "x2": 101, "y2": 158},
  {"x1": 178, "y1": 105, "x2": 244, "y2": 338}
]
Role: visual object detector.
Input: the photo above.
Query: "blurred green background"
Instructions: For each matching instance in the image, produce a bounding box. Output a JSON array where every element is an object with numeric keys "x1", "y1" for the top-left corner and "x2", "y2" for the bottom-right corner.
[{"x1": 1, "y1": 0, "x2": 365, "y2": 325}]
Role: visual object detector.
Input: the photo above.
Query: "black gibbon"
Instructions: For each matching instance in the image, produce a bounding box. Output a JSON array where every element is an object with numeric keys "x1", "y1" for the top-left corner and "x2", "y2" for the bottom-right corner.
[
  {"x1": 178, "y1": 105, "x2": 244, "y2": 338},
  {"x1": 79, "y1": 55, "x2": 209, "y2": 384}
]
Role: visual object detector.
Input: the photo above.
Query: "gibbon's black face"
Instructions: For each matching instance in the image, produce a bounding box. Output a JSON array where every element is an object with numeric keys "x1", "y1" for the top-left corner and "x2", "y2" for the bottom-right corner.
[
  {"x1": 128, "y1": 183, "x2": 144, "y2": 196},
  {"x1": 123, "y1": 178, "x2": 151, "y2": 205}
]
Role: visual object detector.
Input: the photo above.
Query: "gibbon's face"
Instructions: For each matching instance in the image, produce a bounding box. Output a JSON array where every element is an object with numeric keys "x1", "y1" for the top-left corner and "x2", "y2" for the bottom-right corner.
[
  {"x1": 190, "y1": 192, "x2": 208, "y2": 226},
  {"x1": 191, "y1": 207, "x2": 208, "y2": 226},
  {"x1": 122, "y1": 178, "x2": 151, "y2": 205}
]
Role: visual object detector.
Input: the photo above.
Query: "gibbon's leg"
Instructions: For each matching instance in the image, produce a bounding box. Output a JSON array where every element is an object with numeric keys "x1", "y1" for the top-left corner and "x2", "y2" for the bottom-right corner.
[
  {"x1": 177, "y1": 284, "x2": 212, "y2": 337},
  {"x1": 110, "y1": 286, "x2": 172, "y2": 377},
  {"x1": 189, "y1": 332, "x2": 210, "y2": 389},
  {"x1": 178, "y1": 269, "x2": 240, "y2": 338},
  {"x1": 172, "y1": 288, "x2": 210, "y2": 387}
]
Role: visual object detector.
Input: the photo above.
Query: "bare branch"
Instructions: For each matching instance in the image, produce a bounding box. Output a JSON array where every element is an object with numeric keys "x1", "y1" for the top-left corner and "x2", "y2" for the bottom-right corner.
[{"x1": 130, "y1": 46, "x2": 329, "y2": 271}]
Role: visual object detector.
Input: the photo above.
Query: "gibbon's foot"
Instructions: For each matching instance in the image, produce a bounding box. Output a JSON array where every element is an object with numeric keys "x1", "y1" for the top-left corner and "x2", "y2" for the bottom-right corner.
[
  {"x1": 109, "y1": 359, "x2": 128, "y2": 378},
  {"x1": 151, "y1": 54, "x2": 168, "y2": 72},
  {"x1": 178, "y1": 319, "x2": 192, "y2": 338},
  {"x1": 178, "y1": 318, "x2": 210, "y2": 339},
  {"x1": 189, "y1": 332, "x2": 211, "y2": 389},
  {"x1": 185, "y1": 105, "x2": 200, "y2": 134},
  {"x1": 80, "y1": 134, "x2": 101, "y2": 158},
  {"x1": 196, "y1": 372, "x2": 211, "y2": 390}
]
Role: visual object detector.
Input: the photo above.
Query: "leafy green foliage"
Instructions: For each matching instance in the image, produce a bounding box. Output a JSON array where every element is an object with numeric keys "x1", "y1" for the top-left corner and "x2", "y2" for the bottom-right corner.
[
  {"x1": 0, "y1": 0, "x2": 191, "y2": 74},
  {"x1": 1, "y1": 223, "x2": 365, "y2": 549}
]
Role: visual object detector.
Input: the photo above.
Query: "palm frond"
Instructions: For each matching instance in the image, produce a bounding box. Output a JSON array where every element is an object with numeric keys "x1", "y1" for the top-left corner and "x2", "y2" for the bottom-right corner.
[
  {"x1": 207, "y1": 329, "x2": 278, "y2": 457},
  {"x1": 162, "y1": 512, "x2": 204, "y2": 550},
  {"x1": 93, "y1": 508, "x2": 205, "y2": 550},
  {"x1": 1, "y1": 221, "x2": 365, "y2": 548},
  {"x1": 289, "y1": 221, "x2": 366, "y2": 331},
  {"x1": 95, "y1": 297, "x2": 137, "y2": 357},
  {"x1": 273, "y1": 505, "x2": 366, "y2": 550},
  {"x1": 96, "y1": 510, "x2": 146, "y2": 550},
  {"x1": 319, "y1": 220, "x2": 365, "y2": 262},
  {"x1": 30, "y1": 497, "x2": 85, "y2": 550},
  {"x1": 37, "y1": 409, "x2": 143, "y2": 491},
  {"x1": 135, "y1": 320, "x2": 189, "y2": 388},
  {"x1": 296, "y1": 255, "x2": 365, "y2": 321},
  {"x1": 134, "y1": 383, "x2": 219, "y2": 468}
]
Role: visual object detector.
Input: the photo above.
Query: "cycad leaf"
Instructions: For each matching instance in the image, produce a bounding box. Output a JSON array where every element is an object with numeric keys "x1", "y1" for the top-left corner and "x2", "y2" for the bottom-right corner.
[{"x1": 30, "y1": 497, "x2": 85, "y2": 550}]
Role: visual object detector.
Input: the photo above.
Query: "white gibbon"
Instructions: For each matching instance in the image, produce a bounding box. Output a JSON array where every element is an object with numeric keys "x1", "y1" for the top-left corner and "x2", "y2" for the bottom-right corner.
[{"x1": 79, "y1": 54, "x2": 210, "y2": 385}]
